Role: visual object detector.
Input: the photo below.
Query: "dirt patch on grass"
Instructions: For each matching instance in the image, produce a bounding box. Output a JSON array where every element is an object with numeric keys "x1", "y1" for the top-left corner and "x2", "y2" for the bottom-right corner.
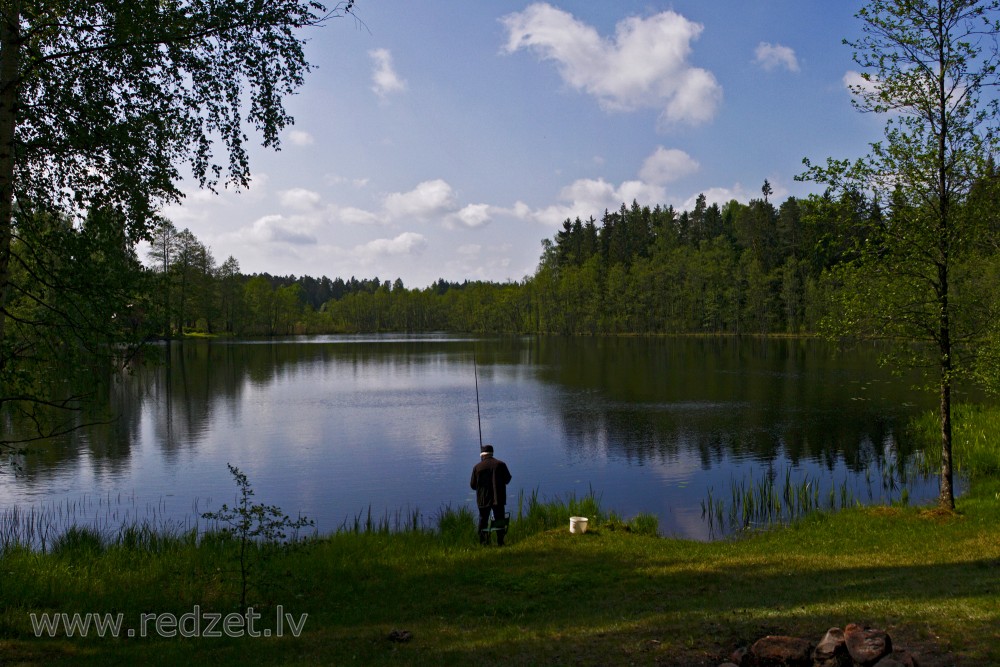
[{"x1": 917, "y1": 507, "x2": 962, "y2": 523}]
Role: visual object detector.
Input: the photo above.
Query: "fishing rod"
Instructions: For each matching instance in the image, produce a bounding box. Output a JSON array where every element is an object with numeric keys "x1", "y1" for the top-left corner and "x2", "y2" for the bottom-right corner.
[{"x1": 473, "y1": 351, "x2": 483, "y2": 450}]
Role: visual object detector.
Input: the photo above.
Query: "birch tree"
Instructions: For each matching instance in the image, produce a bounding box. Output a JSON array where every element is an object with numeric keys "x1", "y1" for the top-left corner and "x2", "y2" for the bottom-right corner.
[
  {"x1": 0, "y1": 0, "x2": 355, "y2": 450},
  {"x1": 802, "y1": 0, "x2": 1000, "y2": 509}
]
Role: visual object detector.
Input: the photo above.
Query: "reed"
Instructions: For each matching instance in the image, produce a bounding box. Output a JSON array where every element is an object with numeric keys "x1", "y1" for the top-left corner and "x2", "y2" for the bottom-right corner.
[
  {"x1": 514, "y1": 486, "x2": 603, "y2": 535},
  {"x1": 3, "y1": 489, "x2": 652, "y2": 560},
  {"x1": 700, "y1": 458, "x2": 919, "y2": 537},
  {"x1": 511, "y1": 486, "x2": 658, "y2": 537},
  {"x1": 338, "y1": 506, "x2": 423, "y2": 535},
  {"x1": 434, "y1": 504, "x2": 478, "y2": 544},
  {"x1": 907, "y1": 403, "x2": 1000, "y2": 477},
  {"x1": 0, "y1": 493, "x2": 199, "y2": 554},
  {"x1": 50, "y1": 525, "x2": 105, "y2": 558}
]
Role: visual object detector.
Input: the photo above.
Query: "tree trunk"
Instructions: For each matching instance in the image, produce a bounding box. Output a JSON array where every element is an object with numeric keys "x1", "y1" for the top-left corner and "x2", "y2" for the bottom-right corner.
[
  {"x1": 939, "y1": 370, "x2": 954, "y2": 509},
  {"x1": 935, "y1": 9, "x2": 955, "y2": 512},
  {"x1": 0, "y1": 2, "x2": 21, "y2": 361},
  {"x1": 939, "y1": 262, "x2": 955, "y2": 509}
]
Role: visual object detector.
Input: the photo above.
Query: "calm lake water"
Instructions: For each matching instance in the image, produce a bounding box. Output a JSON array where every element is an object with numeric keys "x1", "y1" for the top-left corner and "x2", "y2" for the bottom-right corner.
[{"x1": 2, "y1": 335, "x2": 949, "y2": 540}]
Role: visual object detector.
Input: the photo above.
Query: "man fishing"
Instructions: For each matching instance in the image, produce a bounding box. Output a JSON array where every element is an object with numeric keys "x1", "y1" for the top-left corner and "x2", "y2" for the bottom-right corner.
[{"x1": 470, "y1": 444, "x2": 512, "y2": 546}]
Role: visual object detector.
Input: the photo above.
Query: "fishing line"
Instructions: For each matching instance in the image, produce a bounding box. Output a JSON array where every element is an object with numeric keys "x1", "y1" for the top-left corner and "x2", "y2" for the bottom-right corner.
[{"x1": 474, "y1": 351, "x2": 483, "y2": 450}]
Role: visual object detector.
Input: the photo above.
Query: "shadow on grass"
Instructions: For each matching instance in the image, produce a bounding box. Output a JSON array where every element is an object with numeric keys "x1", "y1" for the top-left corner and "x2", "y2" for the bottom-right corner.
[
  {"x1": 64, "y1": 531, "x2": 994, "y2": 667},
  {"x1": 5, "y1": 508, "x2": 1000, "y2": 667}
]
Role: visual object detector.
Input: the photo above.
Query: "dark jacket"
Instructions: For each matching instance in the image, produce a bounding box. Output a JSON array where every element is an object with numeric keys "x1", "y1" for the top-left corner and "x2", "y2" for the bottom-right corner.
[{"x1": 470, "y1": 455, "x2": 512, "y2": 508}]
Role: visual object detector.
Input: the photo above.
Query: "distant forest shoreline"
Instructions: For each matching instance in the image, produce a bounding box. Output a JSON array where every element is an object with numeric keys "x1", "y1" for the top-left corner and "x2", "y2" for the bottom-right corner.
[{"x1": 143, "y1": 183, "x2": 998, "y2": 339}]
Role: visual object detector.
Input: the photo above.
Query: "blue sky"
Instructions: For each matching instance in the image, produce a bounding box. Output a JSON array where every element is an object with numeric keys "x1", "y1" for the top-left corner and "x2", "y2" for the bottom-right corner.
[{"x1": 160, "y1": 1, "x2": 882, "y2": 288}]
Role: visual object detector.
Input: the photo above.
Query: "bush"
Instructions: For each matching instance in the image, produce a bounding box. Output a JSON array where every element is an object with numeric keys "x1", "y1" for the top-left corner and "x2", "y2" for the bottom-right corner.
[{"x1": 201, "y1": 464, "x2": 315, "y2": 610}]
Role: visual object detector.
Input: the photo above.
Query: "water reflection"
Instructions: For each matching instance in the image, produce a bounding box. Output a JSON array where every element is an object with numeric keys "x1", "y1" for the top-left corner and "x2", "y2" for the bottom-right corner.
[
  {"x1": 1, "y1": 335, "x2": 947, "y2": 540},
  {"x1": 532, "y1": 336, "x2": 925, "y2": 470}
]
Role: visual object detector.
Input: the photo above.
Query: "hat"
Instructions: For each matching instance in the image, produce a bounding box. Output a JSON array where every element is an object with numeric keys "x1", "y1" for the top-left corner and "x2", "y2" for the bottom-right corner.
[{"x1": 480, "y1": 444, "x2": 494, "y2": 456}]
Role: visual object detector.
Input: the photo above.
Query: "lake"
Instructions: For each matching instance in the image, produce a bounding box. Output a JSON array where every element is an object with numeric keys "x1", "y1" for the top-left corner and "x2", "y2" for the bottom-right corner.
[{"x1": 1, "y1": 335, "x2": 948, "y2": 541}]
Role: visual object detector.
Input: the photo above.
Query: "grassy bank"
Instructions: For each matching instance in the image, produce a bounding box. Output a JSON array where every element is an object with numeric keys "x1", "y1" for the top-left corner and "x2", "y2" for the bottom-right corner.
[{"x1": 2, "y1": 408, "x2": 999, "y2": 666}]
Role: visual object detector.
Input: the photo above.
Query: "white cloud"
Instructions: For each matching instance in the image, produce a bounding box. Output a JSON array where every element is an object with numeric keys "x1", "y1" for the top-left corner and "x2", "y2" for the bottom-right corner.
[
  {"x1": 531, "y1": 177, "x2": 665, "y2": 226},
  {"x1": 560, "y1": 178, "x2": 617, "y2": 207},
  {"x1": 245, "y1": 172, "x2": 269, "y2": 195},
  {"x1": 384, "y1": 179, "x2": 456, "y2": 220},
  {"x1": 369, "y1": 48, "x2": 407, "y2": 99},
  {"x1": 326, "y1": 174, "x2": 371, "y2": 189},
  {"x1": 159, "y1": 173, "x2": 269, "y2": 224},
  {"x1": 336, "y1": 206, "x2": 384, "y2": 226},
  {"x1": 639, "y1": 147, "x2": 699, "y2": 185},
  {"x1": 678, "y1": 180, "x2": 788, "y2": 211},
  {"x1": 287, "y1": 129, "x2": 315, "y2": 146},
  {"x1": 445, "y1": 242, "x2": 516, "y2": 282},
  {"x1": 159, "y1": 200, "x2": 209, "y2": 225},
  {"x1": 511, "y1": 201, "x2": 533, "y2": 219},
  {"x1": 279, "y1": 187, "x2": 322, "y2": 211},
  {"x1": 511, "y1": 145, "x2": 789, "y2": 230},
  {"x1": 317, "y1": 179, "x2": 489, "y2": 229},
  {"x1": 754, "y1": 42, "x2": 799, "y2": 72},
  {"x1": 452, "y1": 203, "x2": 493, "y2": 229},
  {"x1": 617, "y1": 180, "x2": 666, "y2": 206},
  {"x1": 356, "y1": 232, "x2": 427, "y2": 258},
  {"x1": 501, "y1": 3, "x2": 722, "y2": 126},
  {"x1": 184, "y1": 189, "x2": 219, "y2": 204},
  {"x1": 843, "y1": 70, "x2": 880, "y2": 97},
  {"x1": 248, "y1": 215, "x2": 317, "y2": 245}
]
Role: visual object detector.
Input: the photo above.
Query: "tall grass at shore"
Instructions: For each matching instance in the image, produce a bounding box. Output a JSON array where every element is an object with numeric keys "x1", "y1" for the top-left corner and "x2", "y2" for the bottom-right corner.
[
  {"x1": 698, "y1": 403, "x2": 1000, "y2": 537},
  {"x1": 0, "y1": 488, "x2": 656, "y2": 559},
  {"x1": 907, "y1": 403, "x2": 1000, "y2": 477},
  {"x1": 701, "y1": 455, "x2": 917, "y2": 537},
  {"x1": 0, "y1": 492, "x2": 200, "y2": 553}
]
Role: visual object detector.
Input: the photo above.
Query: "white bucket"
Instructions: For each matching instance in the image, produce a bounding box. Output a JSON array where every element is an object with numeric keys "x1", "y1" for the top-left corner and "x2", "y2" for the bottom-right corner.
[{"x1": 569, "y1": 516, "x2": 589, "y2": 534}]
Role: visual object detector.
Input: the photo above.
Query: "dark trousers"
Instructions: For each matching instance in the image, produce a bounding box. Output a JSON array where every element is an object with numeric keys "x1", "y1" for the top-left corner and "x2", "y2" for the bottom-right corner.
[{"x1": 478, "y1": 504, "x2": 505, "y2": 545}]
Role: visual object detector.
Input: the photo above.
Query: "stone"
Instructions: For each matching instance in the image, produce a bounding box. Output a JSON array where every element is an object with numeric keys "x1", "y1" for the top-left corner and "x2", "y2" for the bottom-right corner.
[
  {"x1": 748, "y1": 635, "x2": 814, "y2": 666},
  {"x1": 844, "y1": 623, "x2": 892, "y2": 666},
  {"x1": 872, "y1": 649, "x2": 920, "y2": 667},
  {"x1": 813, "y1": 627, "x2": 851, "y2": 667},
  {"x1": 387, "y1": 629, "x2": 412, "y2": 642},
  {"x1": 726, "y1": 625, "x2": 917, "y2": 667}
]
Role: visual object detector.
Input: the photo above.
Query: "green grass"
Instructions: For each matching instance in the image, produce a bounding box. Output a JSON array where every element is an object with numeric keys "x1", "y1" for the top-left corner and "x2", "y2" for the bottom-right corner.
[
  {"x1": 1, "y1": 482, "x2": 999, "y2": 666},
  {"x1": 908, "y1": 402, "x2": 1000, "y2": 477}
]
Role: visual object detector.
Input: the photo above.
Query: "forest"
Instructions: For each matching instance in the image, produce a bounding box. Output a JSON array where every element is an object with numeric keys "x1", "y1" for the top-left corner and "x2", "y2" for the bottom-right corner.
[{"x1": 127, "y1": 180, "x2": 999, "y2": 340}]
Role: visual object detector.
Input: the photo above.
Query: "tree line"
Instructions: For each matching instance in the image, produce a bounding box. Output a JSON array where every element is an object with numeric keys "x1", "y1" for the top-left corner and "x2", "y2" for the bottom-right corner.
[
  {"x1": 12, "y1": 179, "x2": 992, "y2": 365},
  {"x1": 144, "y1": 216, "x2": 530, "y2": 336},
  {"x1": 138, "y1": 180, "x2": 999, "y2": 341}
]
